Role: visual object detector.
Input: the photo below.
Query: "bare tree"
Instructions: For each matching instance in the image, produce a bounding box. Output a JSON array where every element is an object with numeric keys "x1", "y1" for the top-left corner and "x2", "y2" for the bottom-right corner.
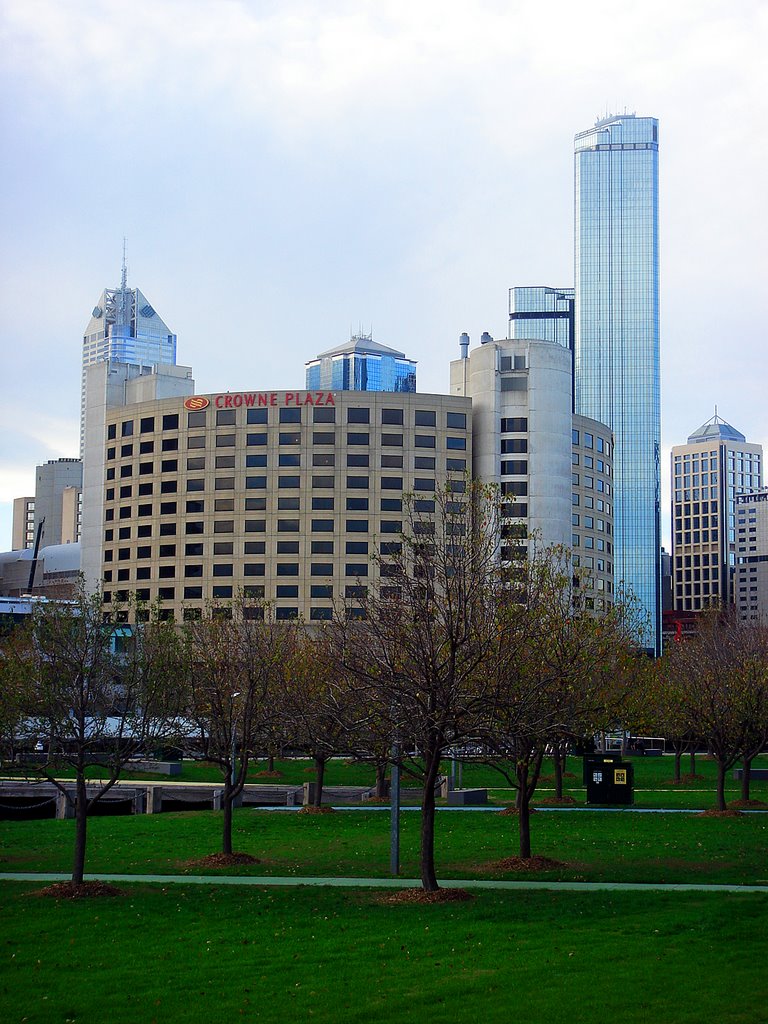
[
  {"x1": 335, "y1": 480, "x2": 511, "y2": 891},
  {"x1": 663, "y1": 610, "x2": 768, "y2": 811},
  {"x1": 482, "y1": 546, "x2": 640, "y2": 858},
  {"x1": 183, "y1": 600, "x2": 295, "y2": 854},
  {"x1": 3, "y1": 587, "x2": 182, "y2": 885}
]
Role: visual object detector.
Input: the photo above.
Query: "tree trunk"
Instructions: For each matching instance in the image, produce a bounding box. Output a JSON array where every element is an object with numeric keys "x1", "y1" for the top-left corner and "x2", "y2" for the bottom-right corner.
[
  {"x1": 222, "y1": 780, "x2": 234, "y2": 855},
  {"x1": 553, "y1": 747, "x2": 564, "y2": 800},
  {"x1": 741, "y1": 757, "x2": 752, "y2": 802},
  {"x1": 267, "y1": 752, "x2": 275, "y2": 773},
  {"x1": 314, "y1": 755, "x2": 326, "y2": 808},
  {"x1": 689, "y1": 749, "x2": 696, "y2": 776},
  {"x1": 420, "y1": 749, "x2": 441, "y2": 891},
  {"x1": 72, "y1": 773, "x2": 88, "y2": 886},
  {"x1": 673, "y1": 748, "x2": 682, "y2": 783},
  {"x1": 375, "y1": 760, "x2": 388, "y2": 799},
  {"x1": 715, "y1": 761, "x2": 727, "y2": 812},
  {"x1": 517, "y1": 763, "x2": 531, "y2": 859}
]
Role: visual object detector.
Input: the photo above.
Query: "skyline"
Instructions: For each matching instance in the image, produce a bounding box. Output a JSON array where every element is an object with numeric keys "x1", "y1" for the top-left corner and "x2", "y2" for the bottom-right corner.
[{"x1": 2, "y1": 1, "x2": 767, "y2": 553}]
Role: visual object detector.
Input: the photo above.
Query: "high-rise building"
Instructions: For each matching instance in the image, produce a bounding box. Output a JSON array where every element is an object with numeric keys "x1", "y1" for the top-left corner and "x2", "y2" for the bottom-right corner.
[
  {"x1": 671, "y1": 414, "x2": 763, "y2": 612},
  {"x1": 33, "y1": 458, "x2": 83, "y2": 547},
  {"x1": 509, "y1": 286, "x2": 575, "y2": 411},
  {"x1": 305, "y1": 334, "x2": 416, "y2": 393},
  {"x1": 80, "y1": 260, "x2": 177, "y2": 453},
  {"x1": 450, "y1": 335, "x2": 615, "y2": 608},
  {"x1": 734, "y1": 491, "x2": 768, "y2": 621},
  {"x1": 574, "y1": 113, "x2": 661, "y2": 653}
]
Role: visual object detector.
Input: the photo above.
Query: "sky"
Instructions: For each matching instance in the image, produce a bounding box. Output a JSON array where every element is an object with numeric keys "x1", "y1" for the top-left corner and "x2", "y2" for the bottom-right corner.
[{"x1": 1, "y1": 0, "x2": 767, "y2": 551}]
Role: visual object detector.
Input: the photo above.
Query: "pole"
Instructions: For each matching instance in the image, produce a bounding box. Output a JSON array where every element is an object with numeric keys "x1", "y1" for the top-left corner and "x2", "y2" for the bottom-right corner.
[{"x1": 390, "y1": 742, "x2": 400, "y2": 876}]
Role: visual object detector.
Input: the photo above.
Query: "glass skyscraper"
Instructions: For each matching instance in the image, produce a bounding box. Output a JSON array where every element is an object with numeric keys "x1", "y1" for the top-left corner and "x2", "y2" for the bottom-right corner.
[
  {"x1": 574, "y1": 114, "x2": 661, "y2": 653},
  {"x1": 509, "y1": 286, "x2": 575, "y2": 410},
  {"x1": 80, "y1": 263, "x2": 177, "y2": 453},
  {"x1": 305, "y1": 334, "x2": 416, "y2": 392}
]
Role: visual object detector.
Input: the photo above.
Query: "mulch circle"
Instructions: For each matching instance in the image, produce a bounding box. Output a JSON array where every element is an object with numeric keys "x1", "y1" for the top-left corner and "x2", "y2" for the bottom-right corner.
[
  {"x1": 298, "y1": 805, "x2": 335, "y2": 815},
  {"x1": 729, "y1": 799, "x2": 768, "y2": 810},
  {"x1": 498, "y1": 806, "x2": 538, "y2": 816},
  {"x1": 699, "y1": 808, "x2": 744, "y2": 818},
  {"x1": 536, "y1": 795, "x2": 578, "y2": 806},
  {"x1": 185, "y1": 852, "x2": 261, "y2": 868},
  {"x1": 254, "y1": 770, "x2": 283, "y2": 778},
  {"x1": 33, "y1": 881, "x2": 123, "y2": 899},
  {"x1": 382, "y1": 888, "x2": 475, "y2": 904},
  {"x1": 486, "y1": 855, "x2": 567, "y2": 872}
]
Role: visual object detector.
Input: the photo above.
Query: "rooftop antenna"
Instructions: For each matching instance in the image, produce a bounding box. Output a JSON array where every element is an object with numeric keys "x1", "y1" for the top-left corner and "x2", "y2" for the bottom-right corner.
[{"x1": 117, "y1": 237, "x2": 129, "y2": 327}]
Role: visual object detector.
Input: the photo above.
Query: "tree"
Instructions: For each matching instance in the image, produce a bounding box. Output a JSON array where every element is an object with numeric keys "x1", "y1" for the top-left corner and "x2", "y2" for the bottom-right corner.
[
  {"x1": 481, "y1": 546, "x2": 640, "y2": 858},
  {"x1": 663, "y1": 610, "x2": 768, "y2": 811},
  {"x1": 183, "y1": 600, "x2": 295, "y2": 854},
  {"x1": 3, "y1": 588, "x2": 182, "y2": 885},
  {"x1": 279, "y1": 627, "x2": 356, "y2": 809},
  {"x1": 335, "y1": 480, "x2": 511, "y2": 891}
]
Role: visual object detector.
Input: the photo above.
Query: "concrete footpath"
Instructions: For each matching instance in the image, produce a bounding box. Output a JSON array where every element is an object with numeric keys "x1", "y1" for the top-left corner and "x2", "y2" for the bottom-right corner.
[{"x1": 1, "y1": 872, "x2": 766, "y2": 893}]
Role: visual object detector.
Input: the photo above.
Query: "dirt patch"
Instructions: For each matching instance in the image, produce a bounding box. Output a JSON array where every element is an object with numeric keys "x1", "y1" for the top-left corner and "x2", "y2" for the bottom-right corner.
[
  {"x1": 298, "y1": 805, "x2": 335, "y2": 815},
  {"x1": 381, "y1": 888, "x2": 474, "y2": 904},
  {"x1": 498, "y1": 806, "x2": 538, "y2": 816},
  {"x1": 484, "y1": 856, "x2": 567, "y2": 872},
  {"x1": 33, "y1": 881, "x2": 124, "y2": 899},
  {"x1": 185, "y1": 852, "x2": 260, "y2": 868},
  {"x1": 254, "y1": 770, "x2": 283, "y2": 778},
  {"x1": 728, "y1": 799, "x2": 768, "y2": 810},
  {"x1": 364, "y1": 796, "x2": 390, "y2": 804},
  {"x1": 699, "y1": 808, "x2": 744, "y2": 818},
  {"x1": 667, "y1": 774, "x2": 706, "y2": 785},
  {"x1": 536, "y1": 795, "x2": 578, "y2": 806}
]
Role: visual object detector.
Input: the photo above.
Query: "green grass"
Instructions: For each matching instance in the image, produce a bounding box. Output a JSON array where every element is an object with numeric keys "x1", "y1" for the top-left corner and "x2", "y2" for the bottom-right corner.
[
  {"x1": 5, "y1": 753, "x2": 766, "y2": 808},
  {"x1": 0, "y1": 883, "x2": 766, "y2": 1024},
  {"x1": 2, "y1": 806, "x2": 767, "y2": 885}
]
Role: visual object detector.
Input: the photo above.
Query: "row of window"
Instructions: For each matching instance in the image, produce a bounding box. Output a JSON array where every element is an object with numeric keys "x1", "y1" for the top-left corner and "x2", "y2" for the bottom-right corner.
[{"x1": 108, "y1": 407, "x2": 468, "y2": 438}]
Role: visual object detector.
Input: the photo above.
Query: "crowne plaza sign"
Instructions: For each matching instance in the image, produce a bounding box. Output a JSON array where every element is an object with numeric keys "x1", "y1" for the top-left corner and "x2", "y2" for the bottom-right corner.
[{"x1": 184, "y1": 392, "x2": 336, "y2": 412}]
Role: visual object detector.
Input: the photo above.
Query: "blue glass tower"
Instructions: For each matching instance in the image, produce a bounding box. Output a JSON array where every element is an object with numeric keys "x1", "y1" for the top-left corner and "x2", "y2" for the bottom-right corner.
[
  {"x1": 574, "y1": 114, "x2": 661, "y2": 654},
  {"x1": 80, "y1": 261, "x2": 177, "y2": 453},
  {"x1": 305, "y1": 334, "x2": 416, "y2": 392}
]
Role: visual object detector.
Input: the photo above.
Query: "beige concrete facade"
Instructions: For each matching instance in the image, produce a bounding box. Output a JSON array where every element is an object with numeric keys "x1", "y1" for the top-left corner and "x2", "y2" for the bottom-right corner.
[
  {"x1": 95, "y1": 386, "x2": 471, "y2": 622},
  {"x1": 451, "y1": 338, "x2": 614, "y2": 607}
]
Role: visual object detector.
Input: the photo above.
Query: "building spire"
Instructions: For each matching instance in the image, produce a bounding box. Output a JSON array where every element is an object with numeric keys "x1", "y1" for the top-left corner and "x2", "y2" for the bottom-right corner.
[{"x1": 117, "y1": 238, "x2": 130, "y2": 327}]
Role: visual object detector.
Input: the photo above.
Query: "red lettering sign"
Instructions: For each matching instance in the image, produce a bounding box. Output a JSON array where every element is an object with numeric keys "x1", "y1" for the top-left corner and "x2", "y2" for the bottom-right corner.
[{"x1": 211, "y1": 392, "x2": 336, "y2": 408}]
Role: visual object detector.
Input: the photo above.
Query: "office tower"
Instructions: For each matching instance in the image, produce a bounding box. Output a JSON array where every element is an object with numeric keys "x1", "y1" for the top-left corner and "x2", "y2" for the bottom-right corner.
[
  {"x1": 305, "y1": 334, "x2": 416, "y2": 393},
  {"x1": 574, "y1": 113, "x2": 661, "y2": 653},
  {"x1": 734, "y1": 492, "x2": 768, "y2": 621},
  {"x1": 11, "y1": 497, "x2": 35, "y2": 550},
  {"x1": 450, "y1": 336, "x2": 615, "y2": 608},
  {"x1": 509, "y1": 287, "x2": 575, "y2": 409},
  {"x1": 671, "y1": 414, "x2": 763, "y2": 612},
  {"x1": 80, "y1": 259, "x2": 177, "y2": 453}
]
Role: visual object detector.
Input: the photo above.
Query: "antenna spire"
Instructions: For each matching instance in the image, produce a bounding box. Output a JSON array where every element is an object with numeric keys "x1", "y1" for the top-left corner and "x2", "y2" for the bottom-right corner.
[{"x1": 121, "y1": 237, "x2": 128, "y2": 291}]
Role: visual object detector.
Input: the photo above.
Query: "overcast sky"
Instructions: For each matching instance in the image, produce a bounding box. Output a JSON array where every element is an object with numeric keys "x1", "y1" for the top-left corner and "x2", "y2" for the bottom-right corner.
[{"x1": 1, "y1": 0, "x2": 767, "y2": 551}]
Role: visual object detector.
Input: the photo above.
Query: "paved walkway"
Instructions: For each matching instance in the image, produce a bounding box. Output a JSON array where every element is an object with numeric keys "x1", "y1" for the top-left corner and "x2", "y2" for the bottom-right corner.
[{"x1": 1, "y1": 872, "x2": 766, "y2": 893}]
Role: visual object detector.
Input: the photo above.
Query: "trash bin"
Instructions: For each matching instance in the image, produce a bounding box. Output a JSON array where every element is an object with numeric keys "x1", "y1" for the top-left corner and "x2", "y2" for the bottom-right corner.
[{"x1": 584, "y1": 756, "x2": 634, "y2": 805}]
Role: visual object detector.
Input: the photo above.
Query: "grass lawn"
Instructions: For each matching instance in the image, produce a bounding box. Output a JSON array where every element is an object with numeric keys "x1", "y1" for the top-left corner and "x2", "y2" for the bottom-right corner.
[
  {"x1": 0, "y1": 882, "x2": 766, "y2": 1024},
  {"x1": 2, "y1": 806, "x2": 767, "y2": 885},
  {"x1": 5, "y1": 755, "x2": 766, "y2": 811}
]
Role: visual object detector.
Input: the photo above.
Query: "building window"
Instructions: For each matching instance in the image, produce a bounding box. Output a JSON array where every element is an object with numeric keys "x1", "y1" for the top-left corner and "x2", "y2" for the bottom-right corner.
[
  {"x1": 280, "y1": 408, "x2": 302, "y2": 424},
  {"x1": 415, "y1": 411, "x2": 436, "y2": 427},
  {"x1": 188, "y1": 411, "x2": 207, "y2": 428},
  {"x1": 216, "y1": 409, "x2": 236, "y2": 426},
  {"x1": 313, "y1": 407, "x2": 335, "y2": 423},
  {"x1": 247, "y1": 409, "x2": 268, "y2": 424},
  {"x1": 446, "y1": 412, "x2": 466, "y2": 429}
]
